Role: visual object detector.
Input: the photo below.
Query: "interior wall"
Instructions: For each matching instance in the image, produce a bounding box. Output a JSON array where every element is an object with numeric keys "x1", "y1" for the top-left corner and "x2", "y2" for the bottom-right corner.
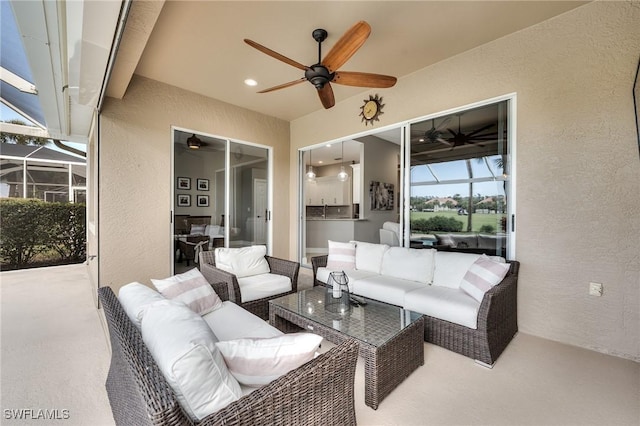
[
  {"x1": 354, "y1": 135, "x2": 400, "y2": 243},
  {"x1": 289, "y1": 1, "x2": 640, "y2": 360},
  {"x1": 100, "y1": 75, "x2": 289, "y2": 293}
]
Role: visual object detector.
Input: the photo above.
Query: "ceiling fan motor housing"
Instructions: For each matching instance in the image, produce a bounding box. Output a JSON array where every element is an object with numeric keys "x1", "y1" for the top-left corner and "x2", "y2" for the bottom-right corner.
[{"x1": 305, "y1": 65, "x2": 334, "y2": 89}]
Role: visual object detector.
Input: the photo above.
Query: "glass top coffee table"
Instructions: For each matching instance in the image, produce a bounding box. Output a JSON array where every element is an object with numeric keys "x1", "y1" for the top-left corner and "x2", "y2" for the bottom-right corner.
[{"x1": 269, "y1": 287, "x2": 424, "y2": 409}]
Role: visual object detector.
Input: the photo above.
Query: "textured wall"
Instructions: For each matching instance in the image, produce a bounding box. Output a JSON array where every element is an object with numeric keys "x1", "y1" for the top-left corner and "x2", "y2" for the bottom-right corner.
[
  {"x1": 100, "y1": 76, "x2": 289, "y2": 293},
  {"x1": 290, "y1": 1, "x2": 640, "y2": 360}
]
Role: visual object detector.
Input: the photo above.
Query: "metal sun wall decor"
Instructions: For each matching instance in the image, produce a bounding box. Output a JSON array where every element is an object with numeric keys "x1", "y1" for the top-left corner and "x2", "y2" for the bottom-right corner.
[{"x1": 369, "y1": 181, "x2": 394, "y2": 210}]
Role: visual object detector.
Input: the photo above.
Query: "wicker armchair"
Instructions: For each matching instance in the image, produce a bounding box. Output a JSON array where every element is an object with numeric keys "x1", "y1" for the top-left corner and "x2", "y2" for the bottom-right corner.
[
  {"x1": 199, "y1": 250, "x2": 299, "y2": 320},
  {"x1": 98, "y1": 286, "x2": 358, "y2": 426},
  {"x1": 312, "y1": 254, "x2": 520, "y2": 365}
]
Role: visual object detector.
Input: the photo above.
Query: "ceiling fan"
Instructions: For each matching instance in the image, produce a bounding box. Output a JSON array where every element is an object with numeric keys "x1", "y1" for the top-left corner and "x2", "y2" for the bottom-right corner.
[
  {"x1": 244, "y1": 21, "x2": 397, "y2": 109},
  {"x1": 186, "y1": 134, "x2": 208, "y2": 149},
  {"x1": 411, "y1": 116, "x2": 452, "y2": 146},
  {"x1": 445, "y1": 114, "x2": 496, "y2": 149}
]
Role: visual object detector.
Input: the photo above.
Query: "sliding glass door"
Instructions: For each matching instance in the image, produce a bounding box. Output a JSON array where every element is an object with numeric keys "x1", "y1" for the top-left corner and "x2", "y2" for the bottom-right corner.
[{"x1": 172, "y1": 129, "x2": 271, "y2": 273}]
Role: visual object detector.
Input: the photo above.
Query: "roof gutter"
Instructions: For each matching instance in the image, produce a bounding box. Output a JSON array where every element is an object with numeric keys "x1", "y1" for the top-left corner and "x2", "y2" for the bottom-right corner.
[{"x1": 97, "y1": 0, "x2": 132, "y2": 112}]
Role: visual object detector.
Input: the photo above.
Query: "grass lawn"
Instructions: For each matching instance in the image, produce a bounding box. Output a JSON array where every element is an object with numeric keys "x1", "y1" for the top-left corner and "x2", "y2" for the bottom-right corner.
[{"x1": 410, "y1": 211, "x2": 505, "y2": 233}]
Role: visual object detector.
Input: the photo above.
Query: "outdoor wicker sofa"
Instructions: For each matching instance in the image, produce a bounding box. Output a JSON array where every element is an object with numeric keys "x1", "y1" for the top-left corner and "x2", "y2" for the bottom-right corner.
[
  {"x1": 199, "y1": 249, "x2": 299, "y2": 320},
  {"x1": 98, "y1": 285, "x2": 358, "y2": 426},
  {"x1": 312, "y1": 243, "x2": 519, "y2": 366}
]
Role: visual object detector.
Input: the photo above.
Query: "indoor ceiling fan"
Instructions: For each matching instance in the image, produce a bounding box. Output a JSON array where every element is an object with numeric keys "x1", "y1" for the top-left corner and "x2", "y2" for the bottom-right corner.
[{"x1": 244, "y1": 21, "x2": 397, "y2": 109}]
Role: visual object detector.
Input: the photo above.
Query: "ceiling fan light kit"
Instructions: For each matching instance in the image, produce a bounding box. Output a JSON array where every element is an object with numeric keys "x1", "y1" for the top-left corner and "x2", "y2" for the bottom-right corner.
[
  {"x1": 187, "y1": 134, "x2": 202, "y2": 149},
  {"x1": 244, "y1": 21, "x2": 397, "y2": 110}
]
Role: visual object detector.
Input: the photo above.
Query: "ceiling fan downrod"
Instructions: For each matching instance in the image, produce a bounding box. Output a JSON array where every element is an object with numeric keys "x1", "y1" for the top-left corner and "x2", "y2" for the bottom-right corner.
[{"x1": 306, "y1": 28, "x2": 333, "y2": 89}]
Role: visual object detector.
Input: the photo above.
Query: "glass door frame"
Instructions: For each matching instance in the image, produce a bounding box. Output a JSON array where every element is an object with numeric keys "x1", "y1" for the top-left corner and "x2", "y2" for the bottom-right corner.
[
  {"x1": 171, "y1": 126, "x2": 273, "y2": 274},
  {"x1": 297, "y1": 92, "x2": 516, "y2": 264}
]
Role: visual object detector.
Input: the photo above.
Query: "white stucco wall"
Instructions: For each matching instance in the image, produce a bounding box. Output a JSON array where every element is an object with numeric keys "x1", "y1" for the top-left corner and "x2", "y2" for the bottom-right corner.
[
  {"x1": 99, "y1": 76, "x2": 289, "y2": 293},
  {"x1": 289, "y1": 1, "x2": 640, "y2": 360}
]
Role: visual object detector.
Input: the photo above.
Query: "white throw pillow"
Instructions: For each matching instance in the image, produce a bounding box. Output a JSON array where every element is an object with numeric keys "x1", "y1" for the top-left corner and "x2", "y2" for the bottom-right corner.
[
  {"x1": 215, "y1": 333, "x2": 323, "y2": 387},
  {"x1": 215, "y1": 245, "x2": 270, "y2": 278},
  {"x1": 190, "y1": 224, "x2": 207, "y2": 235},
  {"x1": 353, "y1": 241, "x2": 389, "y2": 273},
  {"x1": 151, "y1": 268, "x2": 222, "y2": 315},
  {"x1": 459, "y1": 255, "x2": 511, "y2": 302},
  {"x1": 380, "y1": 247, "x2": 435, "y2": 284},
  {"x1": 141, "y1": 299, "x2": 242, "y2": 421},
  {"x1": 326, "y1": 240, "x2": 356, "y2": 270},
  {"x1": 118, "y1": 282, "x2": 166, "y2": 329},
  {"x1": 432, "y1": 251, "x2": 483, "y2": 289}
]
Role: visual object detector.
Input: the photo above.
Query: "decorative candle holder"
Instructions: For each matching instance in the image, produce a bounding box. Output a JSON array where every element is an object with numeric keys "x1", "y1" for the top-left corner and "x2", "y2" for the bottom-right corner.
[{"x1": 325, "y1": 271, "x2": 351, "y2": 314}]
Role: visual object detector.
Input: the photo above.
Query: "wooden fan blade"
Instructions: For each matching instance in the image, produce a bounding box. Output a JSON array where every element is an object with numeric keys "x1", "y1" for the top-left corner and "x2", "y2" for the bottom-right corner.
[
  {"x1": 244, "y1": 39, "x2": 309, "y2": 71},
  {"x1": 322, "y1": 21, "x2": 371, "y2": 73},
  {"x1": 318, "y1": 83, "x2": 335, "y2": 109},
  {"x1": 333, "y1": 71, "x2": 397, "y2": 88},
  {"x1": 258, "y1": 78, "x2": 306, "y2": 93}
]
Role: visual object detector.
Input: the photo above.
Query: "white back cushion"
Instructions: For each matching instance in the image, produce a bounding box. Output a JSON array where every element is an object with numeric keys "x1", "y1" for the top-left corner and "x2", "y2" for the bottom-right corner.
[
  {"x1": 141, "y1": 299, "x2": 242, "y2": 421},
  {"x1": 432, "y1": 251, "x2": 482, "y2": 289},
  {"x1": 354, "y1": 241, "x2": 389, "y2": 273},
  {"x1": 118, "y1": 282, "x2": 166, "y2": 329},
  {"x1": 215, "y1": 245, "x2": 270, "y2": 278},
  {"x1": 381, "y1": 247, "x2": 435, "y2": 284}
]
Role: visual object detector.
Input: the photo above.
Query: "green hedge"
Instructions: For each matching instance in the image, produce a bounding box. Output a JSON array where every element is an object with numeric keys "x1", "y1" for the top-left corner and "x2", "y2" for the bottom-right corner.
[
  {"x1": 411, "y1": 215, "x2": 463, "y2": 233},
  {"x1": 0, "y1": 199, "x2": 86, "y2": 270}
]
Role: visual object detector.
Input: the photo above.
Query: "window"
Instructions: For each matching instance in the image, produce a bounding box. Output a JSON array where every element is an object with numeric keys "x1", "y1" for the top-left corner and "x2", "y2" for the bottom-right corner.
[{"x1": 408, "y1": 100, "x2": 512, "y2": 257}]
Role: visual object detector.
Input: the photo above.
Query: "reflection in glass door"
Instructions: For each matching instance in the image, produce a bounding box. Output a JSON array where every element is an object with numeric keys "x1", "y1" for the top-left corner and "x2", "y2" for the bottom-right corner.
[
  {"x1": 227, "y1": 141, "x2": 270, "y2": 249},
  {"x1": 172, "y1": 129, "x2": 271, "y2": 274}
]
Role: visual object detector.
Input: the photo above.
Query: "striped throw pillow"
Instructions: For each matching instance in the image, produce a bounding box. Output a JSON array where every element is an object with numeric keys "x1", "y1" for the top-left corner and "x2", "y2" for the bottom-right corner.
[
  {"x1": 326, "y1": 240, "x2": 356, "y2": 270},
  {"x1": 459, "y1": 255, "x2": 510, "y2": 302},
  {"x1": 215, "y1": 333, "x2": 323, "y2": 387},
  {"x1": 151, "y1": 268, "x2": 222, "y2": 315}
]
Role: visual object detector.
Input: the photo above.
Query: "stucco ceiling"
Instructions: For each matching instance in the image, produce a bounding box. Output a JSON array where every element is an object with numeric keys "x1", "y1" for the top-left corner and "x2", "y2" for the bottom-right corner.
[{"x1": 111, "y1": 1, "x2": 587, "y2": 122}]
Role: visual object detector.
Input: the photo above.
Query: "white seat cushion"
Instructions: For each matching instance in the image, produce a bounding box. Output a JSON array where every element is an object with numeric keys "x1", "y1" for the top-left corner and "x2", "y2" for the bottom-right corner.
[
  {"x1": 404, "y1": 286, "x2": 481, "y2": 329},
  {"x1": 202, "y1": 301, "x2": 282, "y2": 341},
  {"x1": 352, "y1": 275, "x2": 425, "y2": 307},
  {"x1": 215, "y1": 333, "x2": 323, "y2": 387},
  {"x1": 215, "y1": 245, "x2": 270, "y2": 278},
  {"x1": 118, "y1": 282, "x2": 166, "y2": 329},
  {"x1": 141, "y1": 299, "x2": 242, "y2": 421},
  {"x1": 432, "y1": 251, "x2": 482, "y2": 289},
  {"x1": 316, "y1": 267, "x2": 378, "y2": 291},
  {"x1": 381, "y1": 247, "x2": 435, "y2": 284},
  {"x1": 237, "y1": 273, "x2": 292, "y2": 303}
]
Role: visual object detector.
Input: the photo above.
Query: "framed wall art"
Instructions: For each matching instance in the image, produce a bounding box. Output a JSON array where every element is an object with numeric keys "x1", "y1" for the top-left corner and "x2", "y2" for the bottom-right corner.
[
  {"x1": 177, "y1": 177, "x2": 191, "y2": 190},
  {"x1": 369, "y1": 181, "x2": 394, "y2": 210},
  {"x1": 197, "y1": 195, "x2": 209, "y2": 207},
  {"x1": 177, "y1": 194, "x2": 191, "y2": 207},
  {"x1": 197, "y1": 178, "x2": 209, "y2": 191}
]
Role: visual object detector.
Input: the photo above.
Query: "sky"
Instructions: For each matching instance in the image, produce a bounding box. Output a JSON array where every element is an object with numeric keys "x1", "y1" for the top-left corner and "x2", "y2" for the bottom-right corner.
[
  {"x1": 1, "y1": 103, "x2": 87, "y2": 156},
  {"x1": 410, "y1": 156, "x2": 506, "y2": 198}
]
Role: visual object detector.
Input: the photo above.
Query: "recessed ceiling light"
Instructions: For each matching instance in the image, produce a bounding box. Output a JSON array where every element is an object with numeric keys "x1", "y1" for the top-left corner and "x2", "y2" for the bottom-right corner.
[
  {"x1": 318, "y1": 160, "x2": 323, "y2": 164},
  {"x1": 244, "y1": 79, "x2": 258, "y2": 86},
  {"x1": 325, "y1": 144, "x2": 331, "y2": 148}
]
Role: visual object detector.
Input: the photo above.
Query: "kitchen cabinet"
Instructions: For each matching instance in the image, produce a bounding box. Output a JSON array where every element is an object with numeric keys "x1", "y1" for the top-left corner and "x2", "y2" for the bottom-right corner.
[
  {"x1": 350, "y1": 163, "x2": 361, "y2": 205},
  {"x1": 305, "y1": 176, "x2": 350, "y2": 205}
]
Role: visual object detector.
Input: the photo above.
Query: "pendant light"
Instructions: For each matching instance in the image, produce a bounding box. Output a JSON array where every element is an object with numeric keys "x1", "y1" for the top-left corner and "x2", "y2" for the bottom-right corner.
[
  {"x1": 337, "y1": 141, "x2": 349, "y2": 182},
  {"x1": 306, "y1": 150, "x2": 316, "y2": 181}
]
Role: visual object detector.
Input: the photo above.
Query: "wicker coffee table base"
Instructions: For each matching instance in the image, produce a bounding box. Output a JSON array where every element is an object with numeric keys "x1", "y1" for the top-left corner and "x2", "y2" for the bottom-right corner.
[{"x1": 270, "y1": 305, "x2": 425, "y2": 410}]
